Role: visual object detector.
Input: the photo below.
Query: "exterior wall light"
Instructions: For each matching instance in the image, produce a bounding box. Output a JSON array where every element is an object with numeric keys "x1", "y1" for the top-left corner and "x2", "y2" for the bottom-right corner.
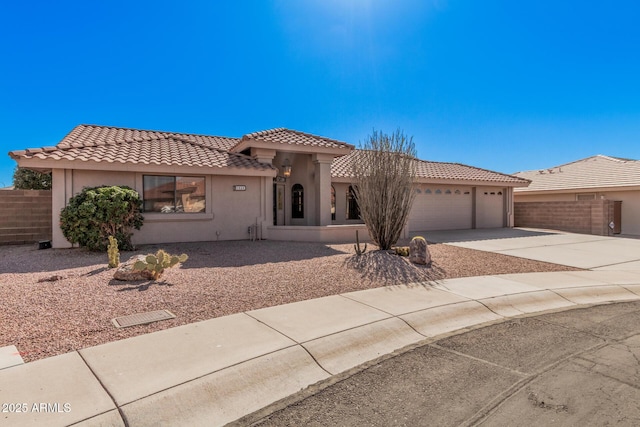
[{"x1": 282, "y1": 158, "x2": 292, "y2": 178}]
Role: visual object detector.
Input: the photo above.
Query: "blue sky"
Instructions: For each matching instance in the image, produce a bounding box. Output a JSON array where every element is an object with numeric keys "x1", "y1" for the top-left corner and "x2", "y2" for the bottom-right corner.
[{"x1": 1, "y1": 0, "x2": 639, "y2": 187}]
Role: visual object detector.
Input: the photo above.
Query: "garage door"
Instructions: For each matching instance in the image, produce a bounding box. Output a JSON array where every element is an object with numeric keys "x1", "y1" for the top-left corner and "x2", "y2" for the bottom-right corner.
[
  {"x1": 409, "y1": 186, "x2": 473, "y2": 231},
  {"x1": 477, "y1": 188, "x2": 504, "y2": 228}
]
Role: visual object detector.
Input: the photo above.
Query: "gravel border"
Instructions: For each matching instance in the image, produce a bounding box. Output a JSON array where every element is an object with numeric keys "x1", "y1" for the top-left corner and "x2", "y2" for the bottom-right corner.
[{"x1": 0, "y1": 239, "x2": 580, "y2": 362}]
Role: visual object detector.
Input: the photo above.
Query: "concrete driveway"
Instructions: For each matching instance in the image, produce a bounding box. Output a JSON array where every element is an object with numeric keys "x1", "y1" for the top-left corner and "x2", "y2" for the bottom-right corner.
[{"x1": 420, "y1": 228, "x2": 640, "y2": 270}]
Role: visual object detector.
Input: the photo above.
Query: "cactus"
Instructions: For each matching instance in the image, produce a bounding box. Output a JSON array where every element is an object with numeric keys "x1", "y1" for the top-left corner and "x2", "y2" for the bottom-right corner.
[
  {"x1": 107, "y1": 236, "x2": 120, "y2": 268},
  {"x1": 133, "y1": 249, "x2": 188, "y2": 280},
  {"x1": 354, "y1": 230, "x2": 367, "y2": 255},
  {"x1": 394, "y1": 246, "x2": 410, "y2": 257}
]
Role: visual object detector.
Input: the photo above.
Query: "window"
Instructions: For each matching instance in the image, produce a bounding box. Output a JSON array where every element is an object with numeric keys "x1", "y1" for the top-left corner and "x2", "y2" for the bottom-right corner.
[
  {"x1": 292, "y1": 184, "x2": 304, "y2": 218},
  {"x1": 577, "y1": 194, "x2": 596, "y2": 201},
  {"x1": 331, "y1": 185, "x2": 336, "y2": 221},
  {"x1": 143, "y1": 175, "x2": 205, "y2": 213},
  {"x1": 347, "y1": 186, "x2": 361, "y2": 220}
]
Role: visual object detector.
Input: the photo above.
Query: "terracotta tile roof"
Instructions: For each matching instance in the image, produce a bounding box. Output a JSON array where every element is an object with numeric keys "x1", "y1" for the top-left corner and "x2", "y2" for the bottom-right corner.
[
  {"x1": 238, "y1": 127, "x2": 354, "y2": 150},
  {"x1": 331, "y1": 151, "x2": 529, "y2": 184},
  {"x1": 514, "y1": 155, "x2": 640, "y2": 192},
  {"x1": 55, "y1": 124, "x2": 239, "y2": 151},
  {"x1": 9, "y1": 125, "x2": 273, "y2": 171}
]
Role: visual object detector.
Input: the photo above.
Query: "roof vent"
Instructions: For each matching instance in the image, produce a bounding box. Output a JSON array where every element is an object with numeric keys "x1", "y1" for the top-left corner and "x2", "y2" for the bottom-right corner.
[{"x1": 547, "y1": 169, "x2": 554, "y2": 174}]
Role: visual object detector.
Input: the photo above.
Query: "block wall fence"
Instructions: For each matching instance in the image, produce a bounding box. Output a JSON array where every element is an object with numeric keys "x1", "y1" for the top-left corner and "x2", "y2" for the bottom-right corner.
[
  {"x1": 0, "y1": 190, "x2": 52, "y2": 245},
  {"x1": 514, "y1": 200, "x2": 615, "y2": 236}
]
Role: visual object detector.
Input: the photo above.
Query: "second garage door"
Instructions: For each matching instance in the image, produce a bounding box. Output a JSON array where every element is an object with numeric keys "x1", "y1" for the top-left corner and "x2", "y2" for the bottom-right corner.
[{"x1": 409, "y1": 186, "x2": 473, "y2": 231}]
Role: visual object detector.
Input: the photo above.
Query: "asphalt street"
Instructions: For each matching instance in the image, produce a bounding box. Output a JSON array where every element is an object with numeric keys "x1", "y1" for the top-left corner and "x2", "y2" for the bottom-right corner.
[{"x1": 243, "y1": 300, "x2": 640, "y2": 427}]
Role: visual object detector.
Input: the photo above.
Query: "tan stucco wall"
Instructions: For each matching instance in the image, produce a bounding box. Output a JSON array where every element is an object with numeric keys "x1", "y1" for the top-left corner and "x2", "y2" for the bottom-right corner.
[
  {"x1": 515, "y1": 190, "x2": 640, "y2": 235},
  {"x1": 599, "y1": 190, "x2": 640, "y2": 235},
  {"x1": 50, "y1": 169, "x2": 265, "y2": 247},
  {"x1": 267, "y1": 224, "x2": 371, "y2": 243}
]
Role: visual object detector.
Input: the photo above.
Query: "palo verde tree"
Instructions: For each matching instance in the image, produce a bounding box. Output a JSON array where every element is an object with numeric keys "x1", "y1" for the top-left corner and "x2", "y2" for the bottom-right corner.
[
  {"x1": 12, "y1": 166, "x2": 52, "y2": 190},
  {"x1": 59, "y1": 186, "x2": 144, "y2": 251},
  {"x1": 351, "y1": 129, "x2": 417, "y2": 250}
]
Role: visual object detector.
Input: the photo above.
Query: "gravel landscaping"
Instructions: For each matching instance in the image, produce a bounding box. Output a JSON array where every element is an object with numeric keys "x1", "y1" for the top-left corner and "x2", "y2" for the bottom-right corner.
[{"x1": 0, "y1": 239, "x2": 580, "y2": 362}]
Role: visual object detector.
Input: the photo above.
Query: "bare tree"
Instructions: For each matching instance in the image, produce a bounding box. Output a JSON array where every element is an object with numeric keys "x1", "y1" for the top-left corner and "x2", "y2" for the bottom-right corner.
[{"x1": 352, "y1": 129, "x2": 417, "y2": 250}]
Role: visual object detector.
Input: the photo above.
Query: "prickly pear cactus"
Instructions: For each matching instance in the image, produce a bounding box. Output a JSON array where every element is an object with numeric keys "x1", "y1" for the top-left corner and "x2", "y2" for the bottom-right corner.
[{"x1": 132, "y1": 249, "x2": 189, "y2": 280}]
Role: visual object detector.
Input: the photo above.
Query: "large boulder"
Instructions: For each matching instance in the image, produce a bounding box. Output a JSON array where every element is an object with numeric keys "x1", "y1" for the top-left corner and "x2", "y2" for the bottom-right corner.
[
  {"x1": 409, "y1": 236, "x2": 431, "y2": 265},
  {"x1": 113, "y1": 255, "x2": 155, "y2": 281}
]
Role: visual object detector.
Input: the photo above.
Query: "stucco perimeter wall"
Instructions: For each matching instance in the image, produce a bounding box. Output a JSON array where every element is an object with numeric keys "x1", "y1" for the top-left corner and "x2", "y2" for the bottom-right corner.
[
  {"x1": 0, "y1": 190, "x2": 52, "y2": 245},
  {"x1": 51, "y1": 169, "x2": 266, "y2": 247},
  {"x1": 514, "y1": 200, "x2": 615, "y2": 236},
  {"x1": 267, "y1": 224, "x2": 371, "y2": 243}
]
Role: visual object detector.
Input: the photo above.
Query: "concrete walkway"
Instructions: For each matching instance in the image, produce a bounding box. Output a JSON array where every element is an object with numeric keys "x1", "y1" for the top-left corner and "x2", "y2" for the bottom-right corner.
[{"x1": 2, "y1": 228, "x2": 640, "y2": 426}]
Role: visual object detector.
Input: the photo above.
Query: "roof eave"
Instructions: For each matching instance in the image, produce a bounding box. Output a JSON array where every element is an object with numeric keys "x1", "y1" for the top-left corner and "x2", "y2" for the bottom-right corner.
[
  {"x1": 12, "y1": 157, "x2": 277, "y2": 177},
  {"x1": 515, "y1": 184, "x2": 640, "y2": 194},
  {"x1": 330, "y1": 175, "x2": 530, "y2": 186}
]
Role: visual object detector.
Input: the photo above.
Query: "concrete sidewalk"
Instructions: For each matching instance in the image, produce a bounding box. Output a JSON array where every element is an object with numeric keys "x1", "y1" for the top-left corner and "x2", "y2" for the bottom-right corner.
[{"x1": 2, "y1": 269, "x2": 640, "y2": 426}]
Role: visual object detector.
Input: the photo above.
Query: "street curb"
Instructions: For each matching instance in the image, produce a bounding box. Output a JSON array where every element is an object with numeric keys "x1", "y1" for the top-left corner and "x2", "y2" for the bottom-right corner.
[{"x1": 2, "y1": 275, "x2": 640, "y2": 426}]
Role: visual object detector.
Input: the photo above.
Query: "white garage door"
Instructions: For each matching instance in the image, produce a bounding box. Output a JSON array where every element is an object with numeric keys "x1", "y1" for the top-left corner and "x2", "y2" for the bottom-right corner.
[
  {"x1": 409, "y1": 186, "x2": 473, "y2": 231},
  {"x1": 477, "y1": 188, "x2": 504, "y2": 228}
]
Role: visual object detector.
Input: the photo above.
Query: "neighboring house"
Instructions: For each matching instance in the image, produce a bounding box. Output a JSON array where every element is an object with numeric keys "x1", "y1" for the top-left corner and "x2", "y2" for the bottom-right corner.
[
  {"x1": 514, "y1": 155, "x2": 640, "y2": 236},
  {"x1": 9, "y1": 124, "x2": 529, "y2": 248}
]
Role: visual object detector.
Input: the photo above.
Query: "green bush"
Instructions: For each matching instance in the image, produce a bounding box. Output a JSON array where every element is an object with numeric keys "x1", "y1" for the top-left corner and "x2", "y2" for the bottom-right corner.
[
  {"x1": 13, "y1": 167, "x2": 52, "y2": 190},
  {"x1": 60, "y1": 186, "x2": 144, "y2": 251}
]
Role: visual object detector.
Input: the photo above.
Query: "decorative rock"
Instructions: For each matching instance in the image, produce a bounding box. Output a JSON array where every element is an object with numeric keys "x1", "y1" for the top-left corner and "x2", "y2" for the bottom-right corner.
[
  {"x1": 409, "y1": 236, "x2": 431, "y2": 265},
  {"x1": 37, "y1": 274, "x2": 65, "y2": 283},
  {"x1": 113, "y1": 255, "x2": 155, "y2": 281}
]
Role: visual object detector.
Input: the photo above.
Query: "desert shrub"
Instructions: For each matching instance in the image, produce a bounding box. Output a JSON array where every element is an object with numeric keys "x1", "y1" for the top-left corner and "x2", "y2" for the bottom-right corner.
[
  {"x1": 351, "y1": 129, "x2": 417, "y2": 250},
  {"x1": 60, "y1": 186, "x2": 144, "y2": 251}
]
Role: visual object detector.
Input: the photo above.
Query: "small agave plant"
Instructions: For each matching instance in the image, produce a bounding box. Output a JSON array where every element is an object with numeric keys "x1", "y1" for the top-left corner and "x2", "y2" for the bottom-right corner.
[{"x1": 133, "y1": 249, "x2": 188, "y2": 280}]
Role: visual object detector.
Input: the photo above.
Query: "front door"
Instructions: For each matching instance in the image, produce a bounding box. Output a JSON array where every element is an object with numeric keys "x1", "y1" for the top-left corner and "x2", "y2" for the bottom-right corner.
[{"x1": 273, "y1": 183, "x2": 285, "y2": 225}]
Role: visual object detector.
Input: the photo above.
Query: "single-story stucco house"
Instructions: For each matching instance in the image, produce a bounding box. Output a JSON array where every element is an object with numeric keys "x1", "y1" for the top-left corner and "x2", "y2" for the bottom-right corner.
[
  {"x1": 9, "y1": 124, "x2": 529, "y2": 248},
  {"x1": 514, "y1": 155, "x2": 640, "y2": 236}
]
